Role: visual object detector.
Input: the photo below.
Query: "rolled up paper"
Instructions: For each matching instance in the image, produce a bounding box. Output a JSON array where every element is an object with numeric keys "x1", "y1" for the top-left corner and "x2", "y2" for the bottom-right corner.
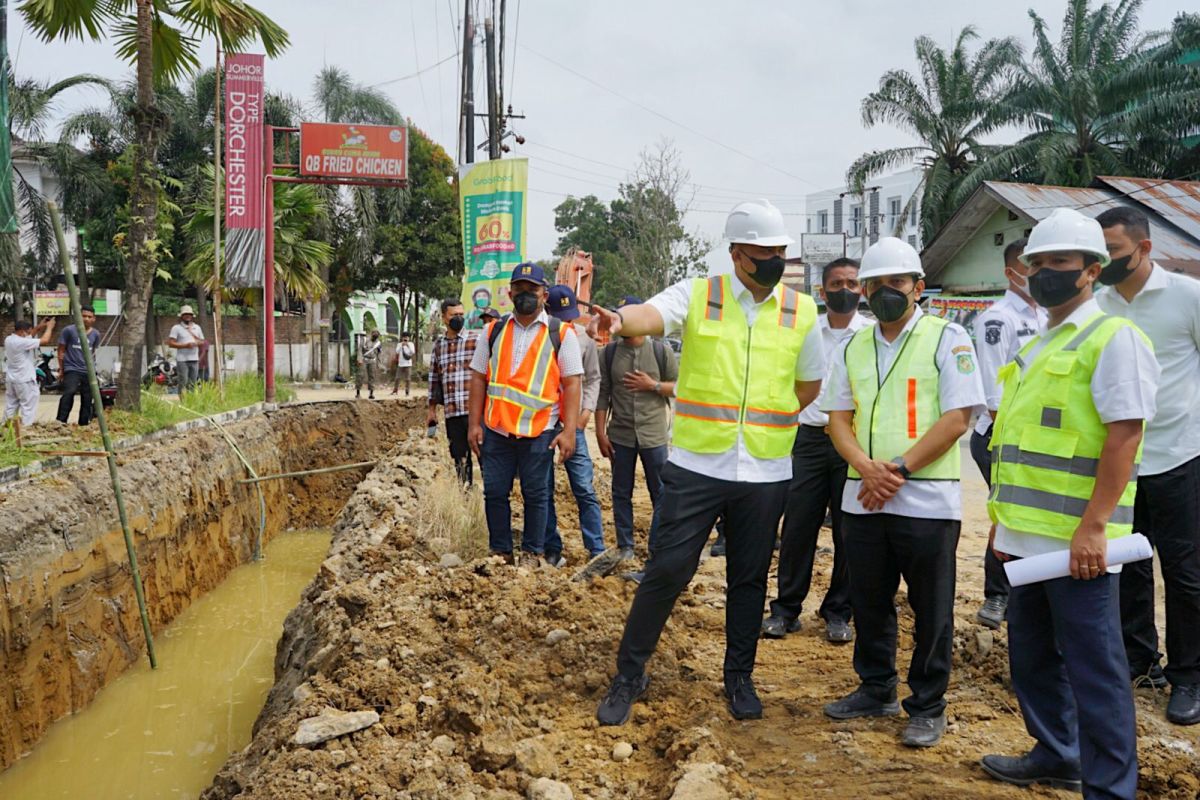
[{"x1": 1003, "y1": 533, "x2": 1152, "y2": 587}]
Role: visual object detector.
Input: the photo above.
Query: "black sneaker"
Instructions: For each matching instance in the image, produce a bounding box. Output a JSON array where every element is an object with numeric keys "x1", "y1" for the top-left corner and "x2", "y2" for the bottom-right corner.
[
  {"x1": 1167, "y1": 683, "x2": 1200, "y2": 726},
  {"x1": 709, "y1": 535, "x2": 726, "y2": 557},
  {"x1": 597, "y1": 673, "x2": 649, "y2": 726},
  {"x1": 976, "y1": 596, "x2": 1007, "y2": 630},
  {"x1": 761, "y1": 614, "x2": 802, "y2": 639},
  {"x1": 1132, "y1": 663, "x2": 1168, "y2": 690},
  {"x1": 980, "y1": 753, "x2": 1082, "y2": 791},
  {"x1": 823, "y1": 688, "x2": 900, "y2": 720},
  {"x1": 901, "y1": 714, "x2": 946, "y2": 747},
  {"x1": 825, "y1": 619, "x2": 853, "y2": 643},
  {"x1": 724, "y1": 674, "x2": 763, "y2": 720}
]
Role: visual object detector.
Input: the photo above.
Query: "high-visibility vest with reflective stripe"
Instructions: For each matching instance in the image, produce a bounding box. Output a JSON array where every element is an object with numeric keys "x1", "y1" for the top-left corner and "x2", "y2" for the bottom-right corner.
[
  {"x1": 673, "y1": 275, "x2": 816, "y2": 460},
  {"x1": 987, "y1": 312, "x2": 1147, "y2": 540},
  {"x1": 845, "y1": 314, "x2": 959, "y2": 481},
  {"x1": 484, "y1": 318, "x2": 562, "y2": 438}
]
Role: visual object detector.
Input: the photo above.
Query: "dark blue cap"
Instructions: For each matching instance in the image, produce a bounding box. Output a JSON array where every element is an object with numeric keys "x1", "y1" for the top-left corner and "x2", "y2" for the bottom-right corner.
[
  {"x1": 618, "y1": 295, "x2": 643, "y2": 308},
  {"x1": 546, "y1": 285, "x2": 580, "y2": 321},
  {"x1": 510, "y1": 262, "x2": 547, "y2": 286}
]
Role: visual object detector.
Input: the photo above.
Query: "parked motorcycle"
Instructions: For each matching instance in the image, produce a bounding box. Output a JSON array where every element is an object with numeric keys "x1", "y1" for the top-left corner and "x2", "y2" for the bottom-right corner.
[
  {"x1": 142, "y1": 353, "x2": 177, "y2": 388},
  {"x1": 35, "y1": 351, "x2": 61, "y2": 392}
]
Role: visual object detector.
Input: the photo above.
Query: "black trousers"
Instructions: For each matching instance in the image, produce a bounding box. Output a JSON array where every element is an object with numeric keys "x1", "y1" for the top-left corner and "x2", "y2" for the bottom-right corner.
[
  {"x1": 1121, "y1": 453, "x2": 1200, "y2": 686},
  {"x1": 444, "y1": 414, "x2": 474, "y2": 486},
  {"x1": 769, "y1": 425, "x2": 852, "y2": 623},
  {"x1": 616, "y1": 462, "x2": 788, "y2": 678},
  {"x1": 969, "y1": 425, "x2": 1011, "y2": 601},
  {"x1": 56, "y1": 371, "x2": 93, "y2": 426},
  {"x1": 843, "y1": 512, "x2": 961, "y2": 718}
]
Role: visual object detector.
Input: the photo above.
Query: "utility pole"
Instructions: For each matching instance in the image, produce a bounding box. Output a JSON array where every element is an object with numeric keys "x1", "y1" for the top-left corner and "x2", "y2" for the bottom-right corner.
[
  {"x1": 484, "y1": 17, "x2": 500, "y2": 160},
  {"x1": 461, "y1": 2, "x2": 474, "y2": 164},
  {"x1": 212, "y1": 40, "x2": 225, "y2": 390}
]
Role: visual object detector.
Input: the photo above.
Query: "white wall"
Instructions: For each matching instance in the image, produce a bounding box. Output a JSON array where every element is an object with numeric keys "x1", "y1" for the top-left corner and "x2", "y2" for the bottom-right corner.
[{"x1": 804, "y1": 166, "x2": 924, "y2": 259}]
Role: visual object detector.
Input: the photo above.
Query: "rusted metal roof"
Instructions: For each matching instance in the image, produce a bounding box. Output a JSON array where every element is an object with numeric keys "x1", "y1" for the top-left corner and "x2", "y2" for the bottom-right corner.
[
  {"x1": 923, "y1": 179, "x2": 1200, "y2": 283},
  {"x1": 1096, "y1": 177, "x2": 1200, "y2": 243}
]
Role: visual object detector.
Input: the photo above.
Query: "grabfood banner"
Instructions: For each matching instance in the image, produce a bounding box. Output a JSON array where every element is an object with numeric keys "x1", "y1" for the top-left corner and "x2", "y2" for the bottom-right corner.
[
  {"x1": 224, "y1": 53, "x2": 265, "y2": 289},
  {"x1": 459, "y1": 159, "x2": 528, "y2": 329}
]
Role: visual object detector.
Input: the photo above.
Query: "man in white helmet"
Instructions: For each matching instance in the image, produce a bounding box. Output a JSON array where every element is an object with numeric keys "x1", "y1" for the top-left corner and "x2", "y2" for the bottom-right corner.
[
  {"x1": 168, "y1": 304, "x2": 205, "y2": 393},
  {"x1": 589, "y1": 199, "x2": 826, "y2": 725},
  {"x1": 981, "y1": 208, "x2": 1158, "y2": 797},
  {"x1": 820, "y1": 237, "x2": 985, "y2": 748}
]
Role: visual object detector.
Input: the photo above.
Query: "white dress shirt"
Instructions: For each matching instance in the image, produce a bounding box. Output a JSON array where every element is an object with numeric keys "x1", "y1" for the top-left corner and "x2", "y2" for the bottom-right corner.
[
  {"x1": 648, "y1": 273, "x2": 827, "y2": 483},
  {"x1": 823, "y1": 306, "x2": 986, "y2": 521},
  {"x1": 1097, "y1": 264, "x2": 1200, "y2": 476},
  {"x1": 470, "y1": 309, "x2": 585, "y2": 434},
  {"x1": 994, "y1": 298, "x2": 1161, "y2": 564},
  {"x1": 797, "y1": 311, "x2": 873, "y2": 428},
  {"x1": 972, "y1": 290, "x2": 1048, "y2": 436}
]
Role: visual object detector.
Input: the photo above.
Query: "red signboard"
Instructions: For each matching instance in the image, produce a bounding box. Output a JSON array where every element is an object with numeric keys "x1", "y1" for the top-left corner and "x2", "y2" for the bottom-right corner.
[
  {"x1": 299, "y1": 123, "x2": 408, "y2": 181},
  {"x1": 224, "y1": 53, "x2": 265, "y2": 289}
]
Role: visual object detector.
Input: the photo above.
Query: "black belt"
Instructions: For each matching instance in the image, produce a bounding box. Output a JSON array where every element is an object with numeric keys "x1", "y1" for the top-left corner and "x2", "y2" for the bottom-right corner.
[{"x1": 801, "y1": 423, "x2": 830, "y2": 435}]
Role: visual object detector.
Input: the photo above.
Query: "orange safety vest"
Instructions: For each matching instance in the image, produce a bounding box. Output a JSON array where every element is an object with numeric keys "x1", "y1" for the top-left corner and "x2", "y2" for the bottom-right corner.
[{"x1": 484, "y1": 317, "x2": 563, "y2": 437}]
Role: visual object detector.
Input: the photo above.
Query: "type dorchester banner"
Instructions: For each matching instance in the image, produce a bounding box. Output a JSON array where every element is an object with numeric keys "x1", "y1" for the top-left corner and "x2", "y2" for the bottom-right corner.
[
  {"x1": 224, "y1": 53, "x2": 265, "y2": 289},
  {"x1": 459, "y1": 159, "x2": 528, "y2": 329}
]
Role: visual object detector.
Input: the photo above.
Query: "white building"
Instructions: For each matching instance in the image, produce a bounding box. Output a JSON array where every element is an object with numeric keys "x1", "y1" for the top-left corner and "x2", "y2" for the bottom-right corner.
[{"x1": 804, "y1": 166, "x2": 924, "y2": 259}]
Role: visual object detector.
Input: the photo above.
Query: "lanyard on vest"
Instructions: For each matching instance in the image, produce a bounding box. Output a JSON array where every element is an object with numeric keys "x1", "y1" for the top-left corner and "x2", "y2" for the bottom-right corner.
[{"x1": 866, "y1": 315, "x2": 924, "y2": 459}]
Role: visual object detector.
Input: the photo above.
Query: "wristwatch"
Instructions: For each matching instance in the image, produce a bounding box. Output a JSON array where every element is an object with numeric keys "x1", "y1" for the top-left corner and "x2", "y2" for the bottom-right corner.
[
  {"x1": 890, "y1": 456, "x2": 911, "y2": 479},
  {"x1": 653, "y1": 381, "x2": 661, "y2": 395}
]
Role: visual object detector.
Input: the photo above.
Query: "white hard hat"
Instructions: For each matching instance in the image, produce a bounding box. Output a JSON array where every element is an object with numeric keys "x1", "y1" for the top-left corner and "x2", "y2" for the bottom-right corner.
[
  {"x1": 724, "y1": 199, "x2": 794, "y2": 247},
  {"x1": 179, "y1": 305, "x2": 195, "y2": 316},
  {"x1": 858, "y1": 237, "x2": 925, "y2": 281},
  {"x1": 1019, "y1": 208, "x2": 1111, "y2": 267}
]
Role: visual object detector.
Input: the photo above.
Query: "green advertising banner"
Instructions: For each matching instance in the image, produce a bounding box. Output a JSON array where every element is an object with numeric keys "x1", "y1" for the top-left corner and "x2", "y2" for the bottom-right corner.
[{"x1": 459, "y1": 158, "x2": 528, "y2": 329}]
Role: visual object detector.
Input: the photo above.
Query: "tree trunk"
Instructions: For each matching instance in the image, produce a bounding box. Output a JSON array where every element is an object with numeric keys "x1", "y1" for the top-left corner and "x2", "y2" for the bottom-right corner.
[{"x1": 115, "y1": 0, "x2": 164, "y2": 412}]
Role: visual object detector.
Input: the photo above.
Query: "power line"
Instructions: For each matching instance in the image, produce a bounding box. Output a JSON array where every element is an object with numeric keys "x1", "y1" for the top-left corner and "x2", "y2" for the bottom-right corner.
[
  {"x1": 508, "y1": 0, "x2": 522, "y2": 104},
  {"x1": 367, "y1": 51, "x2": 458, "y2": 88},
  {"x1": 409, "y1": 2, "x2": 431, "y2": 135},
  {"x1": 521, "y1": 44, "x2": 821, "y2": 188}
]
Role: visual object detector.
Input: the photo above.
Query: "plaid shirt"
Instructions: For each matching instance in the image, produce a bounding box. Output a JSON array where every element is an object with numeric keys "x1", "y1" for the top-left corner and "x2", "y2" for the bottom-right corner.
[{"x1": 429, "y1": 331, "x2": 479, "y2": 418}]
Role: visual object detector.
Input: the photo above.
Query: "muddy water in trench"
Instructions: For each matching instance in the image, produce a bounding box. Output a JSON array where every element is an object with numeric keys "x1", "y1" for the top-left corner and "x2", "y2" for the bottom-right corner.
[{"x1": 0, "y1": 529, "x2": 331, "y2": 800}]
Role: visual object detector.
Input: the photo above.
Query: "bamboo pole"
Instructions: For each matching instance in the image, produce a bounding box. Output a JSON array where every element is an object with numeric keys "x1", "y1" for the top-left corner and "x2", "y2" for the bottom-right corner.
[
  {"x1": 236, "y1": 460, "x2": 376, "y2": 484},
  {"x1": 49, "y1": 202, "x2": 157, "y2": 669}
]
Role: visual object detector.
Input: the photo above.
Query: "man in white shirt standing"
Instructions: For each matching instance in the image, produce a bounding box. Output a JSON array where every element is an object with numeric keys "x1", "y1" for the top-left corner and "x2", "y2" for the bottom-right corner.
[
  {"x1": 168, "y1": 305, "x2": 205, "y2": 393},
  {"x1": 591, "y1": 200, "x2": 825, "y2": 725},
  {"x1": 1096, "y1": 206, "x2": 1200, "y2": 726},
  {"x1": 392, "y1": 333, "x2": 415, "y2": 396},
  {"x1": 761, "y1": 257, "x2": 869, "y2": 644},
  {"x1": 3, "y1": 317, "x2": 56, "y2": 428},
  {"x1": 969, "y1": 238, "x2": 1048, "y2": 630}
]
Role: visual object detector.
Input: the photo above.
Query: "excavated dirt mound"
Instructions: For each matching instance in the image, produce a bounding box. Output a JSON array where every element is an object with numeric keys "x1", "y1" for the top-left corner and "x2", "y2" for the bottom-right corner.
[{"x1": 204, "y1": 434, "x2": 1200, "y2": 800}]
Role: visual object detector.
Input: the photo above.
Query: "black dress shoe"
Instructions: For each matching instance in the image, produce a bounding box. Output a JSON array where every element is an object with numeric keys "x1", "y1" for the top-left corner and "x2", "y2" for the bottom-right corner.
[
  {"x1": 724, "y1": 674, "x2": 763, "y2": 720},
  {"x1": 709, "y1": 534, "x2": 726, "y2": 557},
  {"x1": 823, "y1": 688, "x2": 900, "y2": 720},
  {"x1": 1167, "y1": 683, "x2": 1200, "y2": 725},
  {"x1": 761, "y1": 614, "x2": 802, "y2": 639},
  {"x1": 597, "y1": 673, "x2": 649, "y2": 726},
  {"x1": 1132, "y1": 663, "x2": 1168, "y2": 690},
  {"x1": 980, "y1": 753, "x2": 1082, "y2": 791}
]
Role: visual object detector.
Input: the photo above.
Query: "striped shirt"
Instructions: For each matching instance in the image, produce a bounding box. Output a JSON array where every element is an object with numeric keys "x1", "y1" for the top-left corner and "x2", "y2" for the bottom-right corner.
[{"x1": 428, "y1": 331, "x2": 479, "y2": 418}]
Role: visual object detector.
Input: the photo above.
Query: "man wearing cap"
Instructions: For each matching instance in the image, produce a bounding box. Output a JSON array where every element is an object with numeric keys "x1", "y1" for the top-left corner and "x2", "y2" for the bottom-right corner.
[
  {"x1": 468, "y1": 263, "x2": 584, "y2": 565},
  {"x1": 168, "y1": 305, "x2": 205, "y2": 393},
  {"x1": 590, "y1": 199, "x2": 825, "y2": 724},
  {"x1": 596, "y1": 294, "x2": 679, "y2": 566},
  {"x1": 981, "y1": 208, "x2": 1159, "y2": 797},
  {"x1": 821, "y1": 237, "x2": 985, "y2": 749},
  {"x1": 542, "y1": 284, "x2": 605, "y2": 565}
]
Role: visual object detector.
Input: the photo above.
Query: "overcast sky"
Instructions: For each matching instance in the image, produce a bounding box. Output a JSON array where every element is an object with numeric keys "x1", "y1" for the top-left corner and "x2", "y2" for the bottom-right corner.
[{"x1": 8, "y1": 0, "x2": 1187, "y2": 271}]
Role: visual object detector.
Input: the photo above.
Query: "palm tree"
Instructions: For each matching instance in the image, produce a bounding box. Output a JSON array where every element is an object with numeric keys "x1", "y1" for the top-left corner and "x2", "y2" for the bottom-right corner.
[
  {"x1": 20, "y1": 0, "x2": 288, "y2": 411},
  {"x1": 955, "y1": 0, "x2": 1200, "y2": 202},
  {"x1": 846, "y1": 27, "x2": 1022, "y2": 241}
]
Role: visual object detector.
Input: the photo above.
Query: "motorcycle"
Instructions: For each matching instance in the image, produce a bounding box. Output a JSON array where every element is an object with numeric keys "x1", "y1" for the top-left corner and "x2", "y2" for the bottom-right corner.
[
  {"x1": 142, "y1": 353, "x2": 177, "y2": 388},
  {"x1": 35, "y1": 351, "x2": 61, "y2": 392}
]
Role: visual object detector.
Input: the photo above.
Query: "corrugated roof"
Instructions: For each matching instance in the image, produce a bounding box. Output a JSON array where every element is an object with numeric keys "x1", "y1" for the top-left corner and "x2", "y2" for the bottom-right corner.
[
  {"x1": 923, "y1": 180, "x2": 1200, "y2": 282},
  {"x1": 1097, "y1": 177, "x2": 1200, "y2": 243}
]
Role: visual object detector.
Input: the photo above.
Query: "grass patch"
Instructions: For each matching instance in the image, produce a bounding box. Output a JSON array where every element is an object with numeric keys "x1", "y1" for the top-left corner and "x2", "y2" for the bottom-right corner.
[
  {"x1": 415, "y1": 473, "x2": 488, "y2": 560},
  {"x1": 0, "y1": 374, "x2": 294, "y2": 470}
]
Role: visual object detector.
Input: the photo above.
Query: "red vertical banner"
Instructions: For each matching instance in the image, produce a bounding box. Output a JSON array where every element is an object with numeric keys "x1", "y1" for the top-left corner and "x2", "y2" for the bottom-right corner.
[{"x1": 224, "y1": 53, "x2": 265, "y2": 289}]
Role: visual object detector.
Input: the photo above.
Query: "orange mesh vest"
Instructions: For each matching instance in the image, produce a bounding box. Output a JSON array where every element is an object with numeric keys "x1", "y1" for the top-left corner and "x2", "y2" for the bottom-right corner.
[{"x1": 484, "y1": 318, "x2": 563, "y2": 437}]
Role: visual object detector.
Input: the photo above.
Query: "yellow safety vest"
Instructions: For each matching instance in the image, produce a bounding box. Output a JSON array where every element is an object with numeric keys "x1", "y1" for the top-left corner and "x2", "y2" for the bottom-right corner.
[
  {"x1": 845, "y1": 314, "x2": 959, "y2": 480},
  {"x1": 987, "y1": 312, "x2": 1147, "y2": 540},
  {"x1": 673, "y1": 275, "x2": 816, "y2": 460}
]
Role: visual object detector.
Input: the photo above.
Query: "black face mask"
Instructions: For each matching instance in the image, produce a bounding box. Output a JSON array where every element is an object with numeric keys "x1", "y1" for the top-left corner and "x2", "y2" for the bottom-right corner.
[
  {"x1": 744, "y1": 253, "x2": 786, "y2": 288},
  {"x1": 512, "y1": 291, "x2": 540, "y2": 316},
  {"x1": 448, "y1": 315, "x2": 465, "y2": 332},
  {"x1": 1098, "y1": 251, "x2": 1137, "y2": 286},
  {"x1": 1029, "y1": 268, "x2": 1085, "y2": 308},
  {"x1": 867, "y1": 286, "x2": 911, "y2": 323},
  {"x1": 824, "y1": 288, "x2": 860, "y2": 314}
]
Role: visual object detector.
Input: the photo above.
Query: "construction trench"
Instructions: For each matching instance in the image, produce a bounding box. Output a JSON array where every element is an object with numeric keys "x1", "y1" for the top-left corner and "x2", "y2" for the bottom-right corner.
[{"x1": 0, "y1": 402, "x2": 1197, "y2": 799}]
